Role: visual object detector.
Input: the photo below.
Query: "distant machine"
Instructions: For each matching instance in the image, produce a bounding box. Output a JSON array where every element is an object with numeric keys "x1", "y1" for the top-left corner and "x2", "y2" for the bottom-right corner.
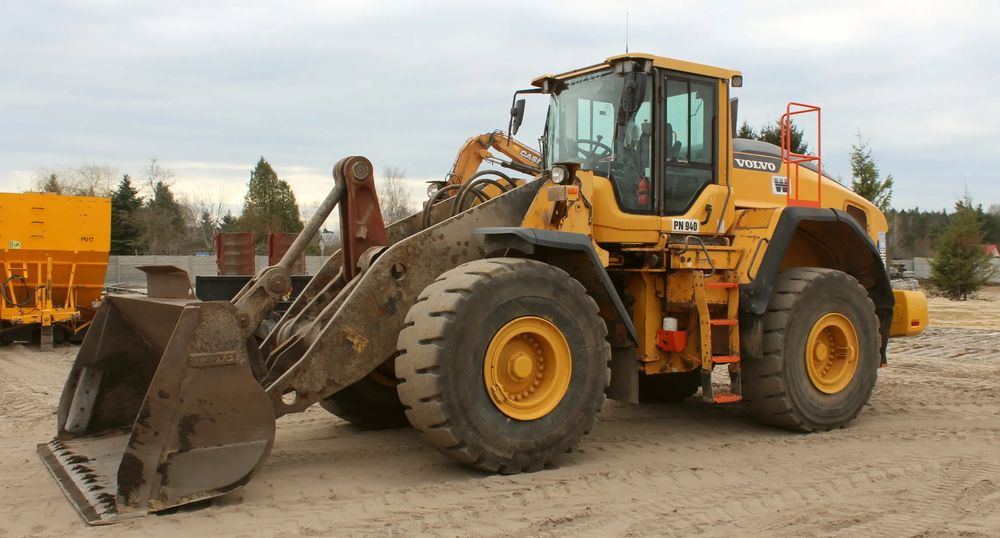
[{"x1": 0, "y1": 192, "x2": 110, "y2": 348}]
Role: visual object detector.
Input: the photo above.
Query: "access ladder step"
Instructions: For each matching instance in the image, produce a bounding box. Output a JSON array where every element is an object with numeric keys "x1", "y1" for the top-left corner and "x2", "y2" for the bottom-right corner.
[
  {"x1": 700, "y1": 369, "x2": 743, "y2": 404},
  {"x1": 709, "y1": 319, "x2": 738, "y2": 326},
  {"x1": 704, "y1": 281, "x2": 739, "y2": 289},
  {"x1": 712, "y1": 392, "x2": 743, "y2": 404},
  {"x1": 712, "y1": 355, "x2": 740, "y2": 364}
]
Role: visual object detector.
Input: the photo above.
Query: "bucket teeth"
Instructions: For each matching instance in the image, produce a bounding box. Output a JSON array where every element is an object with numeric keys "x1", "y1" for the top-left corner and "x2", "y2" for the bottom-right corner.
[{"x1": 37, "y1": 437, "x2": 127, "y2": 525}]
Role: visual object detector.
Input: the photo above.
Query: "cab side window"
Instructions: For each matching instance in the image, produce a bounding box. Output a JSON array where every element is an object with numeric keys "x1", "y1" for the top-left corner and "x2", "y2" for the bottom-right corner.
[{"x1": 663, "y1": 75, "x2": 717, "y2": 214}]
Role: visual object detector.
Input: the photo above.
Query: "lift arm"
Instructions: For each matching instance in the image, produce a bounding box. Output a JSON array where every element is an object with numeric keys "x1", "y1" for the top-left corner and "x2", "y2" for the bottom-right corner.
[{"x1": 445, "y1": 130, "x2": 543, "y2": 186}]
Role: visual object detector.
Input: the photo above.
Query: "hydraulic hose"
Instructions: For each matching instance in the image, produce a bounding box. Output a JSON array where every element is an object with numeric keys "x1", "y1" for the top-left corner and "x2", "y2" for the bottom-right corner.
[
  {"x1": 451, "y1": 170, "x2": 515, "y2": 216},
  {"x1": 421, "y1": 168, "x2": 521, "y2": 230},
  {"x1": 421, "y1": 184, "x2": 490, "y2": 229},
  {"x1": 1, "y1": 275, "x2": 34, "y2": 308},
  {"x1": 422, "y1": 184, "x2": 462, "y2": 230}
]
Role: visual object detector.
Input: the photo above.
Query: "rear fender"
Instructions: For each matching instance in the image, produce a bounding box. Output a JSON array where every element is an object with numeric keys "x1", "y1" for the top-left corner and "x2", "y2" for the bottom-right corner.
[{"x1": 740, "y1": 208, "x2": 894, "y2": 363}]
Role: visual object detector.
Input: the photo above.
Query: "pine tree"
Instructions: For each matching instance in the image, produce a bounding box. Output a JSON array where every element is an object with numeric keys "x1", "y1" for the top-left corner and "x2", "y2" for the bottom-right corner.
[
  {"x1": 240, "y1": 157, "x2": 303, "y2": 250},
  {"x1": 109, "y1": 174, "x2": 144, "y2": 254},
  {"x1": 757, "y1": 120, "x2": 808, "y2": 154},
  {"x1": 140, "y1": 180, "x2": 187, "y2": 254},
  {"x1": 972, "y1": 203, "x2": 1000, "y2": 244},
  {"x1": 930, "y1": 195, "x2": 998, "y2": 300},
  {"x1": 736, "y1": 119, "x2": 808, "y2": 154},
  {"x1": 736, "y1": 121, "x2": 756, "y2": 139},
  {"x1": 219, "y1": 211, "x2": 240, "y2": 232},
  {"x1": 150, "y1": 181, "x2": 185, "y2": 228},
  {"x1": 196, "y1": 210, "x2": 218, "y2": 250},
  {"x1": 41, "y1": 173, "x2": 63, "y2": 194},
  {"x1": 849, "y1": 132, "x2": 894, "y2": 212}
]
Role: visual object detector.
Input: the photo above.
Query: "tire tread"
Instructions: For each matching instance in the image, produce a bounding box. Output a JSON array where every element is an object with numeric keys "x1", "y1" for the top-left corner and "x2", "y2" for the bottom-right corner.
[{"x1": 396, "y1": 258, "x2": 610, "y2": 473}]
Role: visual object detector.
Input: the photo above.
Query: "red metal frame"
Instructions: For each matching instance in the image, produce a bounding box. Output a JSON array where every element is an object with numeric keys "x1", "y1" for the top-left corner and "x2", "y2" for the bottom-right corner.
[
  {"x1": 216, "y1": 232, "x2": 255, "y2": 275},
  {"x1": 338, "y1": 158, "x2": 389, "y2": 280},
  {"x1": 781, "y1": 102, "x2": 822, "y2": 208}
]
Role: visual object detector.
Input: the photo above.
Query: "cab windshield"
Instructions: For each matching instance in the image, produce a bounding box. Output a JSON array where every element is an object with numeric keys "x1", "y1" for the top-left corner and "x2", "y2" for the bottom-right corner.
[{"x1": 545, "y1": 70, "x2": 652, "y2": 211}]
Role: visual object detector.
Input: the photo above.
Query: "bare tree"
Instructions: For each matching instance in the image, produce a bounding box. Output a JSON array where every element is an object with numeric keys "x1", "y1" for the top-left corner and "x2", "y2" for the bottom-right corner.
[
  {"x1": 379, "y1": 166, "x2": 414, "y2": 223},
  {"x1": 74, "y1": 164, "x2": 117, "y2": 196},
  {"x1": 142, "y1": 158, "x2": 174, "y2": 197},
  {"x1": 33, "y1": 165, "x2": 116, "y2": 196},
  {"x1": 319, "y1": 227, "x2": 341, "y2": 256},
  {"x1": 187, "y1": 191, "x2": 228, "y2": 250}
]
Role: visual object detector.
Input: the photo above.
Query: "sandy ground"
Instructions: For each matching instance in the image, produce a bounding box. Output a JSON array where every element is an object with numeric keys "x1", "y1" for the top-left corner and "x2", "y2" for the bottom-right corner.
[
  {"x1": 926, "y1": 285, "x2": 1000, "y2": 329},
  {"x1": 1, "y1": 289, "x2": 999, "y2": 537}
]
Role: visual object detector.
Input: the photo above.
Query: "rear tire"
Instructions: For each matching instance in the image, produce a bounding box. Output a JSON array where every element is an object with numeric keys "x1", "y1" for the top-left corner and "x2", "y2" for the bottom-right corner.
[
  {"x1": 319, "y1": 372, "x2": 410, "y2": 430},
  {"x1": 742, "y1": 268, "x2": 880, "y2": 431},
  {"x1": 638, "y1": 370, "x2": 701, "y2": 403},
  {"x1": 396, "y1": 258, "x2": 610, "y2": 473}
]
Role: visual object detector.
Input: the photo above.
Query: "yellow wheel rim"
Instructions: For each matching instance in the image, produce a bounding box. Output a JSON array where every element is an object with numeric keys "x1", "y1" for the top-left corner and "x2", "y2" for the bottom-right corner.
[
  {"x1": 483, "y1": 316, "x2": 572, "y2": 420},
  {"x1": 805, "y1": 313, "x2": 859, "y2": 394}
]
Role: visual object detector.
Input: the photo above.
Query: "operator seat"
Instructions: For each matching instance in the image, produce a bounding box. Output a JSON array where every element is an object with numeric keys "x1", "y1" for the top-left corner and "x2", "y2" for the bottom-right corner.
[{"x1": 665, "y1": 123, "x2": 682, "y2": 161}]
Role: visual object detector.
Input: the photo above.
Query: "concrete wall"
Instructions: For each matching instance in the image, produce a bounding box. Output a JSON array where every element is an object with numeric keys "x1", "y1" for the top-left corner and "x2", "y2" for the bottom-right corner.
[
  {"x1": 908, "y1": 256, "x2": 1000, "y2": 284},
  {"x1": 914, "y1": 257, "x2": 931, "y2": 280},
  {"x1": 105, "y1": 255, "x2": 326, "y2": 287}
]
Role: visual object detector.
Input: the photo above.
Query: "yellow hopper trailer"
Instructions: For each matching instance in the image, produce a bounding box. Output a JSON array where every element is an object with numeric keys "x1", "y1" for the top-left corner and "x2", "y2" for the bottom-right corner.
[{"x1": 0, "y1": 192, "x2": 110, "y2": 348}]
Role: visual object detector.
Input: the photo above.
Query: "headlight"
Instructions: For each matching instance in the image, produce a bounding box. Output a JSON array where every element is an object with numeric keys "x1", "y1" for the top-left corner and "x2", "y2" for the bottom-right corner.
[
  {"x1": 426, "y1": 181, "x2": 445, "y2": 197},
  {"x1": 550, "y1": 165, "x2": 569, "y2": 184}
]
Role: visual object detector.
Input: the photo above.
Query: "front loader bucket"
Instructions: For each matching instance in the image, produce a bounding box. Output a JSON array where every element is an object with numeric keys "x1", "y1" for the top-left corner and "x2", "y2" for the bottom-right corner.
[{"x1": 37, "y1": 293, "x2": 276, "y2": 524}]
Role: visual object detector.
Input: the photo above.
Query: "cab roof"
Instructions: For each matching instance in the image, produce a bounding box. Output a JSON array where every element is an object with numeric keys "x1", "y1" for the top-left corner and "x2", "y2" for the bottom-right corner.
[{"x1": 531, "y1": 53, "x2": 742, "y2": 91}]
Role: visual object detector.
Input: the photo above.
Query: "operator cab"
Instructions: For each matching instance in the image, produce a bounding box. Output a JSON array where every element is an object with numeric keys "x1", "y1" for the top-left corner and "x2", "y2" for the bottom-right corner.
[{"x1": 533, "y1": 54, "x2": 739, "y2": 217}]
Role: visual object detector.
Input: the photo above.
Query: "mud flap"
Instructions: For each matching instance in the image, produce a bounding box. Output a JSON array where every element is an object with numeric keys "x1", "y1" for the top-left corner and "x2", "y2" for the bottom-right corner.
[
  {"x1": 38, "y1": 295, "x2": 275, "y2": 524},
  {"x1": 607, "y1": 346, "x2": 639, "y2": 403}
]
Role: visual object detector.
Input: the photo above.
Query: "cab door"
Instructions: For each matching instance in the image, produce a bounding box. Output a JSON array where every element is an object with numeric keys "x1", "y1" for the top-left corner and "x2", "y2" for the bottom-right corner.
[{"x1": 659, "y1": 72, "x2": 730, "y2": 233}]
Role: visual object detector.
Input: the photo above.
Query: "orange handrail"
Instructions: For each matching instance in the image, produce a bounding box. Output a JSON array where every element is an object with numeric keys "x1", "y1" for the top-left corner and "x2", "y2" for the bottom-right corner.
[{"x1": 781, "y1": 102, "x2": 822, "y2": 208}]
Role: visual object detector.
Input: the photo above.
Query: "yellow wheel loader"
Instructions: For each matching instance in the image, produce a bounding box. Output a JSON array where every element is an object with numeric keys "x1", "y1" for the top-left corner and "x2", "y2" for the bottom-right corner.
[{"x1": 40, "y1": 53, "x2": 928, "y2": 524}]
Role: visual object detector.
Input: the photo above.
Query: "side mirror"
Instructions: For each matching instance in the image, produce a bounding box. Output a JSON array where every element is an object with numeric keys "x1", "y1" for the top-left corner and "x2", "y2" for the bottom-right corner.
[
  {"x1": 509, "y1": 99, "x2": 526, "y2": 136},
  {"x1": 729, "y1": 97, "x2": 739, "y2": 137}
]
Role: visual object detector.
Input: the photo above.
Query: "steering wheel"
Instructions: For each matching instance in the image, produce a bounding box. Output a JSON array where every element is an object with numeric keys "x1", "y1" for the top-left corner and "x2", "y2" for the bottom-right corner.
[{"x1": 576, "y1": 139, "x2": 613, "y2": 167}]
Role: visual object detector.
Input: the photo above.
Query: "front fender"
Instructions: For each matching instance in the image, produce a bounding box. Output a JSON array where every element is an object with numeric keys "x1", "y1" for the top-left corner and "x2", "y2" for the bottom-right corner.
[{"x1": 474, "y1": 227, "x2": 638, "y2": 344}]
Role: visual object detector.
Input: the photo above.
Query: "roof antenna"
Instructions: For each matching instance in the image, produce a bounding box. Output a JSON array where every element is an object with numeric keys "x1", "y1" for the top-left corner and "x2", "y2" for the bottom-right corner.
[{"x1": 625, "y1": 11, "x2": 629, "y2": 53}]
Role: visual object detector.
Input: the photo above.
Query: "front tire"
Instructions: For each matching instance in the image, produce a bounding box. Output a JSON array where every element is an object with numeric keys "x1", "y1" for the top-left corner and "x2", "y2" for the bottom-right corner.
[
  {"x1": 396, "y1": 258, "x2": 610, "y2": 473},
  {"x1": 742, "y1": 268, "x2": 881, "y2": 431},
  {"x1": 319, "y1": 370, "x2": 410, "y2": 430}
]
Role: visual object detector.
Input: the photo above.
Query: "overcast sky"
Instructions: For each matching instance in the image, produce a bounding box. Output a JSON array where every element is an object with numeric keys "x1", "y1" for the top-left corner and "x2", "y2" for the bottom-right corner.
[{"x1": 2, "y1": 0, "x2": 998, "y2": 214}]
